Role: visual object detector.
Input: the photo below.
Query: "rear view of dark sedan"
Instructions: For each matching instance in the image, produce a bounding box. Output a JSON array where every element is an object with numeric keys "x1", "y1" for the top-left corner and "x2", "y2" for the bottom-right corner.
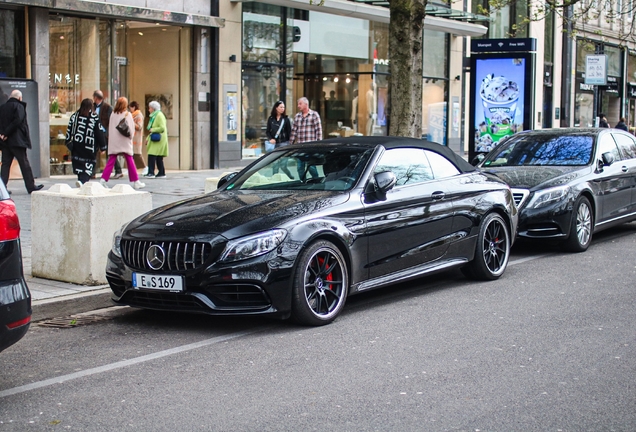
[
  {"x1": 0, "y1": 181, "x2": 32, "y2": 353},
  {"x1": 107, "y1": 137, "x2": 517, "y2": 326},
  {"x1": 478, "y1": 128, "x2": 636, "y2": 252}
]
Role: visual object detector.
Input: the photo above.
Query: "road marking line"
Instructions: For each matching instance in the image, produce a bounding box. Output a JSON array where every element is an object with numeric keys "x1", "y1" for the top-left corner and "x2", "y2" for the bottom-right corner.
[
  {"x1": 509, "y1": 253, "x2": 553, "y2": 266},
  {"x1": 0, "y1": 328, "x2": 265, "y2": 399}
]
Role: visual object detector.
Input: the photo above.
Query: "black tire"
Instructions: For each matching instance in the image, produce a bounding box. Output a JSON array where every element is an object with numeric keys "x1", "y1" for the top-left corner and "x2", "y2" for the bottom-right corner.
[
  {"x1": 462, "y1": 212, "x2": 511, "y2": 281},
  {"x1": 291, "y1": 240, "x2": 348, "y2": 326},
  {"x1": 562, "y1": 196, "x2": 593, "y2": 253}
]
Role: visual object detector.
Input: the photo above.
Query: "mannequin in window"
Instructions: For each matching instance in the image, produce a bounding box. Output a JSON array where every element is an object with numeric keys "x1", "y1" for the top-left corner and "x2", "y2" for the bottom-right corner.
[
  {"x1": 366, "y1": 83, "x2": 376, "y2": 136},
  {"x1": 351, "y1": 89, "x2": 358, "y2": 132}
]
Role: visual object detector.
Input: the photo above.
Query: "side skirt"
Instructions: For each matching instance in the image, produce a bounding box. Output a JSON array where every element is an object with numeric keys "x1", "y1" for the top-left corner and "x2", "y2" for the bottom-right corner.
[{"x1": 350, "y1": 258, "x2": 468, "y2": 294}]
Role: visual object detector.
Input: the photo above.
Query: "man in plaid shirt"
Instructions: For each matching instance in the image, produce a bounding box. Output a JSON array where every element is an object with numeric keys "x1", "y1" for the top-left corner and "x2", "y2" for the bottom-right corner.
[{"x1": 289, "y1": 97, "x2": 322, "y2": 144}]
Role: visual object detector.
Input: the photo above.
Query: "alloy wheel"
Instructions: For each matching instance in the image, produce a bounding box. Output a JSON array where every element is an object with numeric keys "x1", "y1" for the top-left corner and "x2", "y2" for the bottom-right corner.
[
  {"x1": 576, "y1": 202, "x2": 592, "y2": 247},
  {"x1": 302, "y1": 247, "x2": 346, "y2": 319},
  {"x1": 481, "y1": 215, "x2": 510, "y2": 276}
]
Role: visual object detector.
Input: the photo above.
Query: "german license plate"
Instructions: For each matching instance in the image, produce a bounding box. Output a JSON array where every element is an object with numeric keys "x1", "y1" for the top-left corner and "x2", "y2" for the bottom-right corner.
[{"x1": 132, "y1": 273, "x2": 184, "y2": 292}]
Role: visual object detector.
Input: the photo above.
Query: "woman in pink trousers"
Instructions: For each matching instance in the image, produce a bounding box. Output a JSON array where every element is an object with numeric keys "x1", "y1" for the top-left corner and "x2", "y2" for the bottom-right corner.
[{"x1": 100, "y1": 96, "x2": 145, "y2": 189}]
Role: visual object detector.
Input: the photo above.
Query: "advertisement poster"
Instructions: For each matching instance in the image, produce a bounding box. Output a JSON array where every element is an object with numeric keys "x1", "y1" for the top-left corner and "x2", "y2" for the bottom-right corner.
[
  {"x1": 473, "y1": 57, "x2": 526, "y2": 153},
  {"x1": 226, "y1": 91, "x2": 238, "y2": 141},
  {"x1": 427, "y1": 102, "x2": 447, "y2": 145}
]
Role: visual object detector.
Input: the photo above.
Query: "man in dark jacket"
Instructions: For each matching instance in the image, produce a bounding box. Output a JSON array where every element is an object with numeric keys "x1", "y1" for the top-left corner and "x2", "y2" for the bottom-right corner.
[
  {"x1": 93, "y1": 90, "x2": 122, "y2": 177},
  {"x1": 0, "y1": 90, "x2": 43, "y2": 194},
  {"x1": 615, "y1": 117, "x2": 629, "y2": 131}
]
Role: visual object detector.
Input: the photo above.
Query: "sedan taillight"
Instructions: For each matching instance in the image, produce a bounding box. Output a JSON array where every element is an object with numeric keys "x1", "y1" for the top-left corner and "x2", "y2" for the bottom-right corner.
[
  {"x1": 7, "y1": 316, "x2": 31, "y2": 329},
  {"x1": 0, "y1": 199, "x2": 21, "y2": 241}
]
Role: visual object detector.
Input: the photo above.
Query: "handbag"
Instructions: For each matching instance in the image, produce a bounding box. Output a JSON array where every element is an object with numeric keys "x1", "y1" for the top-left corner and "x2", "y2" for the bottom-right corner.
[
  {"x1": 116, "y1": 113, "x2": 131, "y2": 138},
  {"x1": 150, "y1": 132, "x2": 161, "y2": 142}
]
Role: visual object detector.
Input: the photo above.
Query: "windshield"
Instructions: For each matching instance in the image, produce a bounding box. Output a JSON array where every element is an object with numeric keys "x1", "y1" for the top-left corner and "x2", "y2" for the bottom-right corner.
[
  {"x1": 482, "y1": 134, "x2": 594, "y2": 167},
  {"x1": 225, "y1": 146, "x2": 374, "y2": 191}
]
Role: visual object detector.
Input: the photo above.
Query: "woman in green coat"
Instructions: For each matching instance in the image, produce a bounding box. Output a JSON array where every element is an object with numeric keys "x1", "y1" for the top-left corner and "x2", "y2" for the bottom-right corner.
[{"x1": 145, "y1": 100, "x2": 168, "y2": 178}]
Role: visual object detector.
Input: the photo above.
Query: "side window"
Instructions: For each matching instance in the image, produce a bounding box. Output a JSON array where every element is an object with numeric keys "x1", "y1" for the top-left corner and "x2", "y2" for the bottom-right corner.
[
  {"x1": 598, "y1": 134, "x2": 622, "y2": 161},
  {"x1": 374, "y1": 148, "x2": 433, "y2": 186},
  {"x1": 424, "y1": 150, "x2": 461, "y2": 179},
  {"x1": 612, "y1": 133, "x2": 636, "y2": 159}
]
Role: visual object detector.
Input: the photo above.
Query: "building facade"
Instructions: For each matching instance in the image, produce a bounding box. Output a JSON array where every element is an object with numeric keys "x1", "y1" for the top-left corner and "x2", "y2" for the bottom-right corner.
[
  {"x1": 3, "y1": 0, "x2": 633, "y2": 178},
  {"x1": 1, "y1": 0, "x2": 222, "y2": 178}
]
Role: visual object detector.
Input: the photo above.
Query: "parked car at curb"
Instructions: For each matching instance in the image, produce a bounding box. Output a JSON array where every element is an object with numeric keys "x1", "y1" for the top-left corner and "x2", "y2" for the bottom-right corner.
[
  {"x1": 476, "y1": 128, "x2": 636, "y2": 252},
  {"x1": 0, "y1": 181, "x2": 32, "y2": 353},
  {"x1": 106, "y1": 137, "x2": 517, "y2": 326}
]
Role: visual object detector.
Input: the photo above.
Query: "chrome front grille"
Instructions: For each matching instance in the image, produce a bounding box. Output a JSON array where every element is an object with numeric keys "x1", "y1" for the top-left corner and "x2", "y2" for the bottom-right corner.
[
  {"x1": 121, "y1": 240, "x2": 213, "y2": 272},
  {"x1": 511, "y1": 188, "x2": 530, "y2": 209}
]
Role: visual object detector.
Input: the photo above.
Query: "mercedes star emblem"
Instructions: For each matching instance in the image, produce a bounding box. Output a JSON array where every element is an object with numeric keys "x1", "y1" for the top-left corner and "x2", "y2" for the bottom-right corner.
[{"x1": 146, "y1": 245, "x2": 166, "y2": 270}]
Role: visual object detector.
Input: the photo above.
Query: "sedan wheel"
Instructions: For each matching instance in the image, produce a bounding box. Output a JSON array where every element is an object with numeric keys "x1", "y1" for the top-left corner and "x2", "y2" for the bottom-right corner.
[
  {"x1": 462, "y1": 212, "x2": 510, "y2": 281},
  {"x1": 291, "y1": 240, "x2": 348, "y2": 326},
  {"x1": 562, "y1": 196, "x2": 592, "y2": 252}
]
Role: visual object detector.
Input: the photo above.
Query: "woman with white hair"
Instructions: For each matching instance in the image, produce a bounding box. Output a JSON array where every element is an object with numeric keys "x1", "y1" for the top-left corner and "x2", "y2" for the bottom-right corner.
[{"x1": 145, "y1": 100, "x2": 168, "y2": 178}]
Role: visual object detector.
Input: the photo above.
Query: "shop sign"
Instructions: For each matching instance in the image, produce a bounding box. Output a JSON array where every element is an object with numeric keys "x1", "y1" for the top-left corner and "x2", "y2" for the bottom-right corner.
[
  {"x1": 49, "y1": 73, "x2": 80, "y2": 85},
  {"x1": 628, "y1": 84, "x2": 636, "y2": 98},
  {"x1": 585, "y1": 55, "x2": 607, "y2": 85}
]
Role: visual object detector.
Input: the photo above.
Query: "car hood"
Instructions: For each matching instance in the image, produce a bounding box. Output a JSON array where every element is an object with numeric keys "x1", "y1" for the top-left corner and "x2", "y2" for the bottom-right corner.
[
  {"x1": 480, "y1": 165, "x2": 588, "y2": 190},
  {"x1": 125, "y1": 189, "x2": 351, "y2": 241}
]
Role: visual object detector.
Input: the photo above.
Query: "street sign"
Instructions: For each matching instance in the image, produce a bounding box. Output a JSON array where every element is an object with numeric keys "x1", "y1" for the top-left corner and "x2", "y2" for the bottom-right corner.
[{"x1": 585, "y1": 55, "x2": 607, "y2": 85}]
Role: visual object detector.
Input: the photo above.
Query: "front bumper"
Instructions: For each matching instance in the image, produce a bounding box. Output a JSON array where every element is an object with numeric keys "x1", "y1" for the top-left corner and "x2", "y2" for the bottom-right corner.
[
  {"x1": 106, "y1": 250, "x2": 295, "y2": 318},
  {"x1": 517, "y1": 198, "x2": 573, "y2": 240}
]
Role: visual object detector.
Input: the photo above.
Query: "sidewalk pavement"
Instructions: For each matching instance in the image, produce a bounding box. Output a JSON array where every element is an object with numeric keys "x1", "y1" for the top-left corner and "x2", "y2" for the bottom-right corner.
[{"x1": 10, "y1": 166, "x2": 246, "y2": 322}]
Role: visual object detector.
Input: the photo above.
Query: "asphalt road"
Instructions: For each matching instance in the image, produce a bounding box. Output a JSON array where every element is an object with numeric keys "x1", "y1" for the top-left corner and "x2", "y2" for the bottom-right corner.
[{"x1": 1, "y1": 225, "x2": 635, "y2": 431}]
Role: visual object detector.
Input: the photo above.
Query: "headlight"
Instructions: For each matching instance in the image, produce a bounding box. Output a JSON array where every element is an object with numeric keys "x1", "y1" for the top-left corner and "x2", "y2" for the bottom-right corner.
[
  {"x1": 219, "y1": 229, "x2": 287, "y2": 263},
  {"x1": 111, "y1": 223, "x2": 129, "y2": 258},
  {"x1": 528, "y1": 186, "x2": 570, "y2": 209}
]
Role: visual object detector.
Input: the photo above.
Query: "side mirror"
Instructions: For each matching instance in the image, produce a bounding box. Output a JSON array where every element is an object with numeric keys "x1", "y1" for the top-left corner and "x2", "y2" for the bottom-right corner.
[
  {"x1": 375, "y1": 171, "x2": 397, "y2": 193},
  {"x1": 364, "y1": 171, "x2": 396, "y2": 203},
  {"x1": 471, "y1": 153, "x2": 486, "y2": 166},
  {"x1": 601, "y1": 152, "x2": 615, "y2": 166},
  {"x1": 217, "y1": 172, "x2": 238, "y2": 189}
]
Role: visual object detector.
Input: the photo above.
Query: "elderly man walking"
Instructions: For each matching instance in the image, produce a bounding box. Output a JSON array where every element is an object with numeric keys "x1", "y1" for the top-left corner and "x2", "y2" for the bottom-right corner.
[
  {"x1": 0, "y1": 89, "x2": 43, "y2": 194},
  {"x1": 289, "y1": 97, "x2": 322, "y2": 179},
  {"x1": 289, "y1": 97, "x2": 323, "y2": 144}
]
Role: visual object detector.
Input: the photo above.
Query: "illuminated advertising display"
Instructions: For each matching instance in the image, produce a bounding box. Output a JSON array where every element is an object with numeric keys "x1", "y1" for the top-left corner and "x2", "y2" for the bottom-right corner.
[{"x1": 469, "y1": 41, "x2": 535, "y2": 162}]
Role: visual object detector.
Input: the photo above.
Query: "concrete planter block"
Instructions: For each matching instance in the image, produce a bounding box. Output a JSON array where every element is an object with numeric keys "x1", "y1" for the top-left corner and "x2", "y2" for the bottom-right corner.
[
  {"x1": 204, "y1": 171, "x2": 235, "y2": 193},
  {"x1": 31, "y1": 183, "x2": 152, "y2": 285}
]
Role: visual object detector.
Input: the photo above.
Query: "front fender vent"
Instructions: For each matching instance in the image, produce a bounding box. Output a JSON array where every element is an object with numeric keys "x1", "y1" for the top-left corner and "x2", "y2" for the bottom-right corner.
[{"x1": 511, "y1": 188, "x2": 530, "y2": 209}]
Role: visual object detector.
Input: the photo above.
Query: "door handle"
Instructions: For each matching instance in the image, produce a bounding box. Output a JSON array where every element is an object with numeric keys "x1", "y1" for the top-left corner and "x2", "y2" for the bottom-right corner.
[
  {"x1": 622, "y1": 166, "x2": 628, "y2": 172},
  {"x1": 431, "y1": 191, "x2": 445, "y2": 200}
]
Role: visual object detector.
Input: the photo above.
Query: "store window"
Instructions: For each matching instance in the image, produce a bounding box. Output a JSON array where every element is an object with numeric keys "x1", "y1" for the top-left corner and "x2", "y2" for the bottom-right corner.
[
  {"x1": 626, "y1": 52, "x2": 636, "y2": 128},
  {"x1": 242, "y1": 4, "x2": 294, "y2": 158},
  {"x1": 422, "y1": 29, "x2": 448, "y2": 145},
  {"x1": 48, "y1": 16, "x2": 112, "y2": 167},
  {"x1": 292, "y1": 19, "x2": 390, "y2": 140},
  {"x1": 471, "y1": 0, "x2": 528, "y2": 38},
  {"x1": 0, "y1": 8, "x2": 26, "y2": 79},
  {"x1": 543, "y1": 10, "x2": 554, "y2": 128},
  {"x1": 574, "y1": 39, "x2": 596, "y2": 128}
]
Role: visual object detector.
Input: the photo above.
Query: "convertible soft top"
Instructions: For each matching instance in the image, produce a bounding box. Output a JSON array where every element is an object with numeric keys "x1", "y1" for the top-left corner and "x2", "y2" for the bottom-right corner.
[{"x1": 317, "y1": 136, "x2": 477, "y2": 173}]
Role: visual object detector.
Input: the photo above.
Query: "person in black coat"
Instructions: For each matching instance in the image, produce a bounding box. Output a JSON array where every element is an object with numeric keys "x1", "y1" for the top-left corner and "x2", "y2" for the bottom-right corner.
[
  {"x1": 615, "y1": 117, "x2": 628, "y2": 131},
  {"x1": 266, "y1": 100, "x2": 293, "y2": 178},
  {"x1": 0, "y1": 89, "x2": 43, "y2": 193},
  {"x1": 67, "y1": 98, "x2": 106, "y2": 186},
  {"x1": 266, "y1": 101, "x2": 292, "y2": 150},
  {"x1": 598, "y1": 113, "x2": 610, "y2": 128}
]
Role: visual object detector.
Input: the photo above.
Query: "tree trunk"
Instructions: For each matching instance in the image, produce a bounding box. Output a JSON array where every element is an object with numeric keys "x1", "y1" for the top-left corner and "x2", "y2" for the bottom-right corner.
[{"x1": 388, "y1": 0, "x2": 426, "y2": 138}]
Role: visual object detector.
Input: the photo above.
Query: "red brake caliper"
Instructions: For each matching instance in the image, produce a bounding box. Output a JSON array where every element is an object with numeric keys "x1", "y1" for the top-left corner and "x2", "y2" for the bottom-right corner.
[{"x1": 317, "y1": 256, "x2": 333, "y2": 290}]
